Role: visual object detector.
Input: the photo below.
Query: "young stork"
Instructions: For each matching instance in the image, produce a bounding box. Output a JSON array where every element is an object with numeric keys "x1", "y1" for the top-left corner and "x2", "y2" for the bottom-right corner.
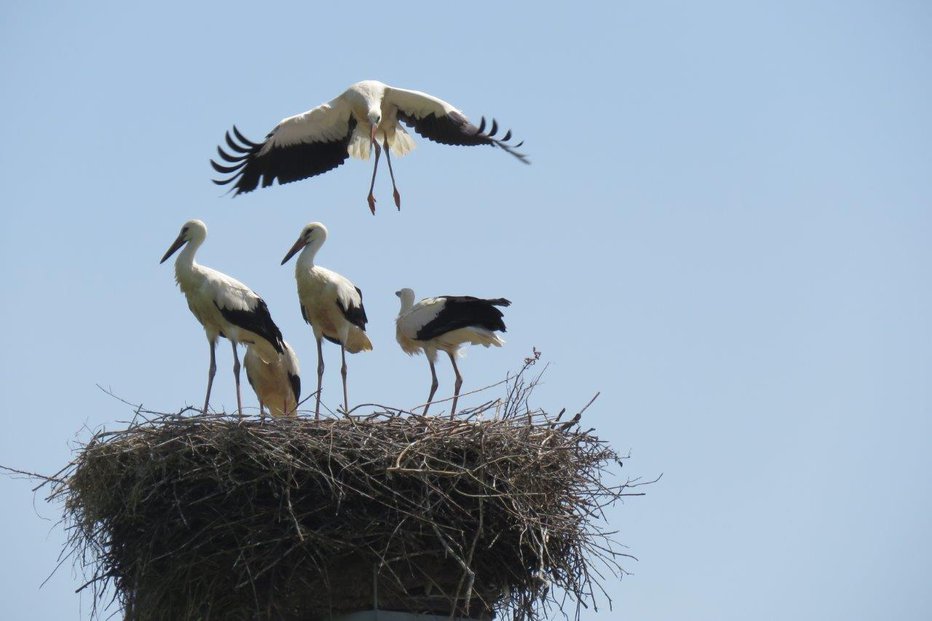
[
  {"x1": 160, "y1": 219, "x2": 285, "y2": 416},
  {"x1": 211, "y1": 80, "x2": 529, "y2": 214},
  {"x1": 281, "y1": 222, "x2": 372, "y2": 418},
  {"x1": 244, "y1": 340, "x2": 301, "y2": 419},
  {"x1": 395, "y1": 289, "x2": 511, "y2": 417}
]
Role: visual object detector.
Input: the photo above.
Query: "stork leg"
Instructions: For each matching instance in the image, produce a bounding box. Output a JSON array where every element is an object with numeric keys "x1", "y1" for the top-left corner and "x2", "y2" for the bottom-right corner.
[
  {"x1": 447, "y1": 352, "x2": 463, "y2": 420},
  {"x1": 315, "y1": 336, "x2": 324, "y2": 420},
  {"x1": 203, "y1": 340, "x2": 217, "y2": 415},
  {"x1": 382, "y1": 138, "x2": 401, "y2": 210},
  {"x1": 340, "y1": 345, "x2": 349, "y2": 416},
  {"x1": 231, "y1": 341, "x2": 243, "y2": 418},
  {"x1": 423, "y1": 357, "x2": 439, "y2": 416},
  {"x1": 367, "y1": 142, "x2": 382, "y2": 215},
  {"x1": 259, "y1": 401, "x2": 267, "y2": 424}
]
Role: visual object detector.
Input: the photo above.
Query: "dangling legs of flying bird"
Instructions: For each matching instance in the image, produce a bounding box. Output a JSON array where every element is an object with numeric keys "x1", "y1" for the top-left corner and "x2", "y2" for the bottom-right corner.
[
  {"x1": 382, "y1": 138, "x2": 401, "y2": 210},
  {"x1": 367, "y1": 141, "x2": 382, "y2": 215}
]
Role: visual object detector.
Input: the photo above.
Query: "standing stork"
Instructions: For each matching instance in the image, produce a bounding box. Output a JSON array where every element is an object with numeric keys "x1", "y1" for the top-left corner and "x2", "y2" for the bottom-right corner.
[
  {"x1": 244, "y1": 340, "x2": 301, "y2": 419},
  {"x1": 395, "y1": 288, "x2": 510, "y2": 417},
  {"x1": 160, "y1": 219, "x2": 285, "y2": 416},
  {"x1": 281, "y1": 222, "x2": 372, "y2": 418},
  {"x1": 211, "y1": 80, "x2": 529, "y2": 214}
]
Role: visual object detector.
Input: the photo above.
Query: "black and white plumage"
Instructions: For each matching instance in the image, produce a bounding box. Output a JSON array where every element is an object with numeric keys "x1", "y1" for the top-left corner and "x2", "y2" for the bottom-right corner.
[
  {"x1": 244, "y1": 340, "x2": 301, "y2": 419},
  {"x1": 281, "y1": 222, "x2": 372, "y2": 418},
  {"x1": 211, "y1": 80, "x2": 529, "y2": 214},
  {"x1": 160, "y1": 219, "x2": 285, "y2": 416},
  {"x1": 395, "y1": 288, "x2": 510, "y2": 417}
]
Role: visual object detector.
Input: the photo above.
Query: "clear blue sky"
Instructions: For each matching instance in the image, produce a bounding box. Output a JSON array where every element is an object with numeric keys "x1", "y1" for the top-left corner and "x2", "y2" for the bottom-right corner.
[{"x1": 2, "y1": 1, "x2": 930, "y2": 619}]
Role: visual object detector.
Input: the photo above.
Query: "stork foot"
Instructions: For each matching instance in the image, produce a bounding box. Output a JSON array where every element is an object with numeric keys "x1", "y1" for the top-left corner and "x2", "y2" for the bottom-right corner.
[
  {"x1": 367, "y1": 193, "x2": 377, "y2": 215},
  {"x1": 393, "y1": 188, "x2": 401, "y2": 211}
]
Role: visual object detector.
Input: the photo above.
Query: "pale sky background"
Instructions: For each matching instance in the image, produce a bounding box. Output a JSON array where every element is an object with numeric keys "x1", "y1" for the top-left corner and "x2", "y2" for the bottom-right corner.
[{"x1": 2, "y1": 1, "x2": 931, "y2": 619}]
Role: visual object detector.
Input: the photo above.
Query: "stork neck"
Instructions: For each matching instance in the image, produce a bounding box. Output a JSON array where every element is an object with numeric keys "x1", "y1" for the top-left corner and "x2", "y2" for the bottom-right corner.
[
  {"x1": 398, "y1": 291, "x2": 415, "y2": 314},
  {"x1": 296, "y1": 240, "x2": 321, "y2": 271},
  {"x1": 174, "y1": 238, "x2": 202, "y2": 275}
]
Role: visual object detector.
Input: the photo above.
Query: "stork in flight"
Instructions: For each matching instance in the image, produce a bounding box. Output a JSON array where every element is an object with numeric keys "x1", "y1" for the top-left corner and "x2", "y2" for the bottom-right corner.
[
  {"x1": 211, "y1": 80, "x2": 529, "y2": 214},
  {"x1": 281, "y1": 222, "x2": 372, "y2": 418},
  {"x1": 395, "y1": 289, "x2": 510, "y2": 417},
  {"x1": 244, "y1": 340, "x2": 301, "y2": 419},
  {"x1": 161, "y1": 219, "x2": 285, "y2": 416}
]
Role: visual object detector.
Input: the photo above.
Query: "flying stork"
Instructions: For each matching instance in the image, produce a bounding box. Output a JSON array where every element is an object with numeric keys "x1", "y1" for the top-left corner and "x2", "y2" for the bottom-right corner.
[
  {"x1": 211, "y1": 80, "x2": 529, "y2": 214},
  {"x1": 160, "y1": 219, "x2": 285, "y2": 416},
  {"x1": 281, "y1": 222, "x2": 372, "y2": 418},
  {"x1": 395, "y1": 288, "x2": 510, "y2": 417},
  {"x1": 244, "y1": 340, "x2": 301, "y2": 419}
]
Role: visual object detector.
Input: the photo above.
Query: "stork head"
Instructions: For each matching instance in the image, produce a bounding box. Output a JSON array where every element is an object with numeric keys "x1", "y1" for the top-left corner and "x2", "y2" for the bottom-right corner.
[
  {"x1": 395, "y1": 288, "x2": 416, "y2": 312},
  {"x1": 160, "y1": 219, "x2": 207, "y2": 264},
  {"x1": 281, "y1": 222, "x2": 328, "y2": 265}
]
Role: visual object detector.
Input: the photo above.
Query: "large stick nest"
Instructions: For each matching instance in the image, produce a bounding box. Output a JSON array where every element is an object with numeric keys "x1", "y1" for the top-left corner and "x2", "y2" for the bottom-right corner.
[{"x1": 50, "y1": 357, "x2": 645, "y2": 620}]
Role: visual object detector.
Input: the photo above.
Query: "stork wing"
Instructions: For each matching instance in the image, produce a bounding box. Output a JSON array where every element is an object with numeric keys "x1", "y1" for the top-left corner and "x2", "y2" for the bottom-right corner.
[
  {"x1": 335, "y1": 284, "x2": 368, "y2": 332},
  {"x1": 386, "y1": 86, "x2": 529, "y2": 164},
  {"x1": 413, "y1": 296, "x2": 509, "y2": 341},
  {"x1": 211, "y1": 96, "x2": 357, "y2": 195},
  {"x1": 206, "y1": 273, "x2": 284, "y2": 353},
  {"x1": 397, "y1": 296, "x2": 445, "y2": 339},
  {"x1": 282, "y1": 342, "x2": 301, "y2": 404}
]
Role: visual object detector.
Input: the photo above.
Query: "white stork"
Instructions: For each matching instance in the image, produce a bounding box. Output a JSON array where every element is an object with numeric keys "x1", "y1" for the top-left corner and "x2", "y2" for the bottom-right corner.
[
  {"x1": 211, "y1": 80, "x2": 529, "y2": 214},
  {"x1": 244, "y1": 340, "x2": 301, "y2": 419},
  {"x1": 160, "y1": 219, "x2": 286, "y2": 416},
  {"x1": 395, "y1": 288, "x2": 510, "y2": 417},
  {"x1": 281, "y1": 222, "x2": 372, "y2": 418}
]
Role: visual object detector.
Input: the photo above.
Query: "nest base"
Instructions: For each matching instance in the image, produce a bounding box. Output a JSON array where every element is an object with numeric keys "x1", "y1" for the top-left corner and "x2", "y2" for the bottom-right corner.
[{"x1": 54, "y1": 376, "x2": 635, "y2": 620}]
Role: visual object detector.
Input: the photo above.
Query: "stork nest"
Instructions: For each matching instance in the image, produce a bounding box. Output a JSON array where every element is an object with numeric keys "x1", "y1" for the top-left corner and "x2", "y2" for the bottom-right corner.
[{"x1": 47, "y1": 356, "x2": 646, "y2": 620}]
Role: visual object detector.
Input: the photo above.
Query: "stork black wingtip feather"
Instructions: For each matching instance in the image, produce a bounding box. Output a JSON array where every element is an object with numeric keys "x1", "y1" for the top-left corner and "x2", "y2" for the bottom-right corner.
[
  {"x1": 210, "y1": 160, "x2": 244, "y2": 175},
  {"x1": 231, "y1": 125, "x2": 260, "y2": 148},
  {"x1": 215, "y1": 146, "x2": 243, "y2": 163},
  {"x1": 224, "y1": 131, "x2": 252, "y2": 154}
]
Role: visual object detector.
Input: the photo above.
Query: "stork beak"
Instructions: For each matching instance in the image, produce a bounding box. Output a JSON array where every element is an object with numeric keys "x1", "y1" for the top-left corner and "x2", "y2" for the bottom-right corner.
[
  {"x1": 369, "y1": 124, "x2": 377, "y2": 144},
  {"x1": 281, "y1": 238, "x2": 305, "y2": 265},
  {"x1": 160, "y1": 234, "x2": 187, "y2": 264}
]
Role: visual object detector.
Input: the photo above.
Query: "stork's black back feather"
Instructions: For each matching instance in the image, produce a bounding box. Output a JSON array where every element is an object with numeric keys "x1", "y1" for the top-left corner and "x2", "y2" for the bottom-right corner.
[
  {"x1": 397, "y1": 111, "x2": 529, "y2": 164},
  {"x1": 216, "y1": 299, "x2": 284, "y2": 354},
  {"x1": 416, "y1": 296, "x2": 510, "y2": 342},
  {"x1": 211, "y1": 120, "x2": 357, "y2": 195},
  {"x1": 337, "y1": 286, "x2": 368, "y2": 331}
]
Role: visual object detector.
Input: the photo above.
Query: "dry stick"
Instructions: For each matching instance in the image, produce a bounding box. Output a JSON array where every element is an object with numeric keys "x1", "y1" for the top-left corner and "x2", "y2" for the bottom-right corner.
[{"x1": 429, "y1": 521, "x2": 473, "y2": 619}]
